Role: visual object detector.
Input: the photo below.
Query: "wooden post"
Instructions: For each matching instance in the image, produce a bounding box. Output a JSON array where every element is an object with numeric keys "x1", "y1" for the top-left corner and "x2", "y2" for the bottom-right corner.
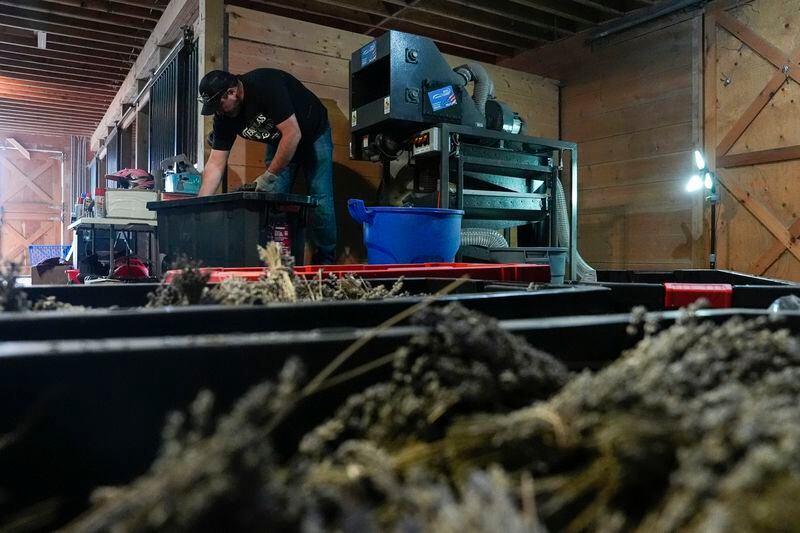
[{"x1": 198, "y1": 0, "x2": 224, "y2": 175}]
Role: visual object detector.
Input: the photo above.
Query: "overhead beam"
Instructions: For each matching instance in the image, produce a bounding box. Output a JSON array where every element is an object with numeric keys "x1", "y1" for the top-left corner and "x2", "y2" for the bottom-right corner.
[
  {"x1": 0, "y1": 31, "x2": 138, "y2": 63},
  {"x1": 0, "y1": 52, "x2": 129, "y2": 78},
  {"x1": 40, "y1": 0, "x2": 163, "y2": 22},
  {"x1": 0, "y1": 99, "x2": 107, "y2": 118},
  {"x1": 507, "y1": 0, "x2": 610, "y2": 25},
  {"x1": 444, "y1": 0, "x2": 586, "y2": 34},
  {"x1": 0, "y1": 68, "x2": 121, "y2": 93},
  {"x1": 0, "y1": 73, "x2": 119, "y2": 96},
  {"x1": 0, "y1": 42, "x2": 133, "y2": 72},
  {"x1": 6, "y1": 137, "x2": 30, "y2": 159},
  {"x1": 378, "y1": 0, "x2": 553, "y2": 45},
  {"x1": 0, "y1": 62, "x2": 125, "y2": 88},
  {"x1": 0, "y1": 1, "x2": 159, "y2": 32},
  {"x1": 0, "y1": 105, "x2": 103, "y2": 123},
  {"x1": 0, "y1": 11, "x2": 147, "y2": 49},
  {"x1": 569, "y1": 0, "x2": 624, "y2": 16}
]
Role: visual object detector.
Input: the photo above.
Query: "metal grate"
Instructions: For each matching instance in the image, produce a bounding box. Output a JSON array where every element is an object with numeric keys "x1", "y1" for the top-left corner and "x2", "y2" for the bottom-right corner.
[{"x1": 148, "y1": 31, "x2": 198, "y2": 187}]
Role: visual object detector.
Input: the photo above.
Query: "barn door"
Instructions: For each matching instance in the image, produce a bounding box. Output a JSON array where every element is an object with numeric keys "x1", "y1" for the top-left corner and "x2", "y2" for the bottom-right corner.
[
  {"x1": 705, "y1": 0, "x2": 800, "y2": 279},
  {"x1": 0, "y1": 151, "x2": 63, "y2": 267}
]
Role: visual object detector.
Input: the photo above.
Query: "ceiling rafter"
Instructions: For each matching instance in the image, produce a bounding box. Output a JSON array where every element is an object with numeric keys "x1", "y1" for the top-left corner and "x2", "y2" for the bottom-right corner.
[{"x1": 0, "y1": 0, "x2": 665, "y2": 138}]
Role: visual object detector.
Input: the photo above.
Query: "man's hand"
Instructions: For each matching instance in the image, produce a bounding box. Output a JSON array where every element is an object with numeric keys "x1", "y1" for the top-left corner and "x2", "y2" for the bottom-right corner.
[{"x1": 254, "y1": 170, "x2": 280, "y2": 192}]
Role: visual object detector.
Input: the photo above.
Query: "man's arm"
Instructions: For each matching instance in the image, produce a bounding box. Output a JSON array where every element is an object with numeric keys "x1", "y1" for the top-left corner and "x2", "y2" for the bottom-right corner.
[
  {"x1": 266, "y1": 114, "x2": 301, "y2": 175},
  {"x1": 198, "y1": 149, "x2": 230, "y2": 196}
]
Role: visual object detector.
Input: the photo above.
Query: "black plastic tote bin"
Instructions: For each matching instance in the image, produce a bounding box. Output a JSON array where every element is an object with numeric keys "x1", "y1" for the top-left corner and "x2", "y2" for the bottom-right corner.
[{"x1": 147, "y1": 192, "x2": 317, "y2": 268}]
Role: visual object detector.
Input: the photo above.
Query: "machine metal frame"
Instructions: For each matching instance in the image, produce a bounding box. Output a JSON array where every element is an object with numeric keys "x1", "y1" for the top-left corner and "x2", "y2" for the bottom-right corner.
[{"x1": 421, "y1": 123, "x2": 578, "y2": 280}]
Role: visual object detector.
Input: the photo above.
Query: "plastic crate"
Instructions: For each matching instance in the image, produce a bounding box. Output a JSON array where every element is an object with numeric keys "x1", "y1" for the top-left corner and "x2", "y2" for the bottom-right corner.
[
  {"x1": 28, "y1": 244, "x2": 71, "y2": 266},
  {"x1": 147, "y1": 191, "x2": 316, "y2": 268}
]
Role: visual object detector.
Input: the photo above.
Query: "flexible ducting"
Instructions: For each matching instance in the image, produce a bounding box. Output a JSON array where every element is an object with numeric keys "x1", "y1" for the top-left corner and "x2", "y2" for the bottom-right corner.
[
  {"x1": 554, "y1": 178, "x2": 597, "y2": 282},
  {"x1": 454, "y1": 63, "x2": 494, "y2": 115},
  {"x1": 460, "y1": 227, "x2": 509, "y2": 248}
]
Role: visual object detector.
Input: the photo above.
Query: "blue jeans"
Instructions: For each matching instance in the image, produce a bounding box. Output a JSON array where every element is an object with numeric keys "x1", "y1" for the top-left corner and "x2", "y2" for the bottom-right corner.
[{"x1": 264, "y1": 127, "x2": 336, "y2": 264}]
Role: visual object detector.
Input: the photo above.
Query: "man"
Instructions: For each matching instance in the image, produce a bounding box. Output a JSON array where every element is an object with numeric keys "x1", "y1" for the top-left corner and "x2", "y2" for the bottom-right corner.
[{"x1": 197, "y1": 69, "x2": 336, "y2": 264}]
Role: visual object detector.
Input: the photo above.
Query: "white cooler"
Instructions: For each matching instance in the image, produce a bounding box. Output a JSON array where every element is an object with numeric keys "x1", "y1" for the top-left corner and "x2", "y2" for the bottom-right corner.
[{"x1": 105, "y1": 190, "x2": 158, "y2": 219}]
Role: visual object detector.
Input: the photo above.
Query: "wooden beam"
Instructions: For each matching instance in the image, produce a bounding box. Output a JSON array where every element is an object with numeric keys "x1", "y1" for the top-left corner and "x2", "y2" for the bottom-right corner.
[
  {"x1": 0, "y1": 53, "x2": 129, "y2": 78},
  {"x1": 717, "y1": 171, "x2": 800, "y2": 266},
  {"x1": 6, "y1": 137, "x2": 29, "y2": 159},
  {"x1": 0, "y1": 42, "x2": 133, "y2": 71},
  {"x1": 715, "y1": 11, "x2": 797, "y2": 77},
  {"x1": 40, "y1": 0, "x2": 163, "y2": 22},
  {"x1": 445, "y1": 0, "x2": 587, "y2": 33},
  {"x1": 199, "y1": 0, "x2": 224, "y2": 174},
  {"x1": 717, "y1": 145, "x2": 800, "y2": 168},
  {"x1": 0, "y1": 62, "x2": 124, "y2": 89},
  {"x1": 0, "y1": 0, "x2": 159, "y2": 32},
  {"x1": 0, "y1": 74, "x2": 119, "y2": 96},
  {"x1": 293, "y1": 0, "x2": 515, "y2": 56},
  {"x1": 751, "y1": 217, "x2": 800, "y2": 275},
  {"x1": 570, "y1": 0, "x2": 623, "y2": 16},
  {"x1": 508, "y1": 0, "x2": 607, "y2": 24},
  {"x1": 0, "y1": 87, "x2": 111, "y2": 111},
  {"x1": 0, "y1": 31, "x2": 137, "y2": 63},
  {"x1": 715, "y1": 72, "x2": 787, "y2": 158},
  {"x1": 0, "y1": 10, "x2": 147, "y2": 49},
  {"x1": 0, "y1": 99, "x2": 107, "y2": 118},
  {"x1": 380, "y1": 0, "x2": 566, "y2": 41}
]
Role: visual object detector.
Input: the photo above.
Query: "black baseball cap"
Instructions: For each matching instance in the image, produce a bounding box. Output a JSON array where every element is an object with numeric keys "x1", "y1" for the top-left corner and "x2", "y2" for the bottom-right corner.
[{"x1": 198, "y1": 70, "x2": 237, "y2": 115}]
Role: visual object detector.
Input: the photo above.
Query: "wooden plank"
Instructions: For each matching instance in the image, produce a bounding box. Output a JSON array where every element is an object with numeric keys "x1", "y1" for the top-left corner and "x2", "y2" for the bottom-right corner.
[
  {"x1": 579, "y1": 121, "x2": 694, "y2": 166},
  {"x1": 6, "y1": 138, "x2": 29, "y2": 160},
  {"x1": 717, "y1": 144, "x2": 800, "y2": 168},
  {"x1": 717, "y1": 171, "x2": 800, "y2": 264},
  {"x1": 715, "y1": 11, "x2": 798, "y2": 80},
  {"x1": 578, "y1": 151, "x2": 694, "y2": 190},
  {"x1": 564, "y1": 89, "x2": 692, "y2": 142},
  {"x1": 750, "y1": 216, "x2": 800, "y2": 274},
  {"x1": 229, "y1": 38, "x2": 350, "y2": 88},
  {"x1": 691, "y1": 14, "x2": 704, "y2": 267},
  {"x1": 227, "y1": 4, "x2": 372, "y2": 59},
  {"x1": 715, "y1": 71, "x2": 787, "y2": 158},
  {"x1": 561, "y1": 64, "x2": 692, "y2": 118}
]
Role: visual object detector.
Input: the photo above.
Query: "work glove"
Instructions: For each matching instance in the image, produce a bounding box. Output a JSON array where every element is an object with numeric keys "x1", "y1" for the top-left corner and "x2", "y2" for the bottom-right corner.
[{"x1": 254, "y1": 170, "x2": 280, "y2": 192}]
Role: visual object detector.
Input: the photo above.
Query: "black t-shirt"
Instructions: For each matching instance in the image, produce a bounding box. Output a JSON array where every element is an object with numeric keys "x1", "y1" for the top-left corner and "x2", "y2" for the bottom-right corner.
[{"x1": 211, "y1": 68, "x2": 328, "y2": 151}]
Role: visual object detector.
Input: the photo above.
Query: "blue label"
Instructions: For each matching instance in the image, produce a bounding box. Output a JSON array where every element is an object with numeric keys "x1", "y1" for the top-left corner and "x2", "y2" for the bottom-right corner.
[
  {"x1": 427, "y1": 85, "x2": 457, "y2": 111},
  {"x1": 361, "y1": 41, "x2": 377, "y2": 66}
]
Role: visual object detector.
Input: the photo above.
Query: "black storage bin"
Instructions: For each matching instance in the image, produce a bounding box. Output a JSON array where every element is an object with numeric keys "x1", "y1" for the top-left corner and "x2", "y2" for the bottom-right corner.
[{"x1": 147, "y1": 192, "x2": 316, "y2": 268}]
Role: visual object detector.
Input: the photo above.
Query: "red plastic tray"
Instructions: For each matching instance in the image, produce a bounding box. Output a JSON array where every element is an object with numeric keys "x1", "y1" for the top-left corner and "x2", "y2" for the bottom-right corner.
[
  {"x1": 164, "y1": 262, "x2": 550, "y2": 284},
  {"x1": 664, "y1": 283, "x2": 733, "y2": 309}
]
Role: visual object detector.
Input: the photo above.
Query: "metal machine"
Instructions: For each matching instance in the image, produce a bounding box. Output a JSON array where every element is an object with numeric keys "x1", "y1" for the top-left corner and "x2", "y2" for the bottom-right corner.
[{"x1": 349, "y1": 31, "x2": 589, "y2": 280}]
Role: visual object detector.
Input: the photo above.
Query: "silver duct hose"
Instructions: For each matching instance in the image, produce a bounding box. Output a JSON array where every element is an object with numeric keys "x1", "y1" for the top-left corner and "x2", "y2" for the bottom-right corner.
[
  {"x1": 554, "y1": 178, "x2": 597, "y2": 282},
  {"x1": 454, "y1": 63, "x2": 495, "y2": 115},
  {"x1": 460, "y1": 227, "x2": 509, "y2": 248}
]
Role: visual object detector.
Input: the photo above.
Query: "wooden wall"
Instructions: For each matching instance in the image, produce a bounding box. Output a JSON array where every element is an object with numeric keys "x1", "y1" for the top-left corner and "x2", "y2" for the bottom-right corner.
[
  {"x1": 502, "y1": 14, "x2": 703, "y2": 271},
  {"x1": 224, "y1": 5, "x2": 559, "y2": 261},
  {"x1": 705, "y1": 0, "x2": 800, "y2": 280}
]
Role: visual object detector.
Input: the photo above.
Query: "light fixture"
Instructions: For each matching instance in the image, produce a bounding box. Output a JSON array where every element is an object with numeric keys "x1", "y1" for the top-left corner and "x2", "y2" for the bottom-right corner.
[
  {"x1": 686, "y1": 174, "x2": 703, "y2": 192},
  {"x1": 36, "y1": 30, "x2": 46, "y2": 50},
  {"x1": 686, "y1": 150, "x2": 719, "y2": 270},
  {"x1": 694, "y1": 149, "x2": 706, "y2": 171}
]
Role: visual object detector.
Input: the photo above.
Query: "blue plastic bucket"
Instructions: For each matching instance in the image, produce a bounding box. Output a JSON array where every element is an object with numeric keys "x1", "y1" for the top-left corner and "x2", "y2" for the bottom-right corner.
[{"x1": 348, "y1": 199, "x2": 464, "y2": 264}]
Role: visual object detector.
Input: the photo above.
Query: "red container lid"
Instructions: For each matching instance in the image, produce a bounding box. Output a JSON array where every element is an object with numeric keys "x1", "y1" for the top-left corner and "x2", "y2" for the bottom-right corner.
[
  {"x1": 664, "y1": 283, "x2": 733, "y2": 309},
  {"x1": 164, "y1": 262, "x2": 551, "y2": 284}
]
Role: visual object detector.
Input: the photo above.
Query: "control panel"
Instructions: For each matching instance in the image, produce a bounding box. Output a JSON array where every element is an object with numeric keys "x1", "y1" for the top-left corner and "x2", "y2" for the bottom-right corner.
[{"x1": 411, "y1": 127, "x2": 441, "y2": 157}]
